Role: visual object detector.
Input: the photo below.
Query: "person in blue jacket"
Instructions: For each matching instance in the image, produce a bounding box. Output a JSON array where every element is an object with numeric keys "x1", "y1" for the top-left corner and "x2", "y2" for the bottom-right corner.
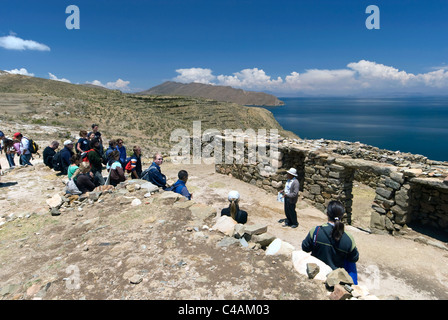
[
  {"x1": 60, "y1": 140, "x2": 75, "y2": 175},
  {"x1": 144, "y1": 153, "x2": 167, "y2": 189},
  {"x1": 171, "y1": 170, "x2": 192, "y2": 200}
]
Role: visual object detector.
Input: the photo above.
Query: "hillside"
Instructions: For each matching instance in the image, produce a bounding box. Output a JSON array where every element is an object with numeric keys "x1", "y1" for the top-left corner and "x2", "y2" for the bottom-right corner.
[
  {"x1": 139, "y1": 81, "x2": 284, "y2": 106},
  {"x1": 0, "y1": 73, "x2": 296, "y2": 154}
]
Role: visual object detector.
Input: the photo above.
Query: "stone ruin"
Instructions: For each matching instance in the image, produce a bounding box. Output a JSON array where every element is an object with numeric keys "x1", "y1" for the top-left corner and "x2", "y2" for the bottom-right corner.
[{"x1": 207, "y1": 133, "x2": 448, "y2": 236}]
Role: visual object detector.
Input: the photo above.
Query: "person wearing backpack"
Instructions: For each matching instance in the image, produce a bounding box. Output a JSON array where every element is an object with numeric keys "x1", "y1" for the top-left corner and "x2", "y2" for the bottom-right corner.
[
  {"x1": 126, "y1": 146, "x2": 142, "y2": 179},
  {"x1": 143, "y1": 152, "x2": 167, "y2": 189},
  {"x1": 301, "y1": 200, "x2": 359, "y2": 284},
  {"x1": 13, "y1": 132, "x2": 33, "y2": 166}
]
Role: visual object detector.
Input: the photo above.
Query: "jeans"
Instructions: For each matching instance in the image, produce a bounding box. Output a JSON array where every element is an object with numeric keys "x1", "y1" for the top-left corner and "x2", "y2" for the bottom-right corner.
[
  {"x1": 20, "y1": 153, "x2": 33, "y2": 166},
  {"x1": 6, "y1": 153, "x2": 15, "y2": 167}
]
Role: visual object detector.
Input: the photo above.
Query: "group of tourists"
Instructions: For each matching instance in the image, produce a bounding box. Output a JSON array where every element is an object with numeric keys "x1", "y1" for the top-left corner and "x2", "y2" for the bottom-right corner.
[{"x1": 1, "y1": 125, "x2": 359, "y2": 284}]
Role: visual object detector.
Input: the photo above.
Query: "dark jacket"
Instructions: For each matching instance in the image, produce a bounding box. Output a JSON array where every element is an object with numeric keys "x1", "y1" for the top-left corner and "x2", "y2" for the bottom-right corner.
[
  {"x1": 60, "y1": 146, "x2": 74, "y2": 175},
  {"x1": 43, "y1": 146, "x2": 56, "y2": 168},
  {"x1": 302, "y1": 223, "x2": 359, "y2": 270},
  {"x1": 144, "y1": 162, "x2": 166, "y2": 188},
  {"x1": 221, "y1": 205, "x2": 248, "y2": 224},
  {"x1": 87, "y1": 148, "x2": 103, "y2": 173},
  {"x1": 75, "y1": 173, "x2": 96, "y2": 194}
]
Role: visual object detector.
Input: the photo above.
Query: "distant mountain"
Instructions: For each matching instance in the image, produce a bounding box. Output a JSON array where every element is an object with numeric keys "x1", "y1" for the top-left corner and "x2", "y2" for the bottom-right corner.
[{"x1": 138, "y1": 81, "x2": 284, "y2": 106}]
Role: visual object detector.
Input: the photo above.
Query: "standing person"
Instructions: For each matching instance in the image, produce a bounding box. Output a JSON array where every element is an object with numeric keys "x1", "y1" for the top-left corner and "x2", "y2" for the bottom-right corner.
[
  {"x1": 116, "y1": 138, "x2": 127, "y2": 166},
  {"x1": 143, "y1": 153, "x2": 167, "y2": 189},
  {"x1": 60, "y1": 140, "x2": 75, "y2": 175},
  {"x1": 43, "y1": 141, "x2": 59, "y2": 169},
  {"x1": 170, "y1": 170, "x2": 192, "y2": 200},
  {"x1": 278, "y1": 168, "x2": 300, "y2": 228},
  {"x1": 221, "y1": 190, "x2": 248, "y2": 224},
  {"x1": 76, "y1": 130, "x2": 90, "y2": 154},
  {"x1": 301, "y1": 200, "x2": 359, "y2": 284},
  {"x1": 128, "y1": 146, "x2": 142, "y2": 179},
  {"x1": 13, "y1": 132, "x2": 33, "y2": 166},
  {"x1": 88, "y1": 124, "x2": 104, "y2": 159},
  {"x1": 87, "y1": 138, "x2": 105, "y2": 186},
  {"x1": 3, "y1": 136, "x2": 17, "y2": 168}
]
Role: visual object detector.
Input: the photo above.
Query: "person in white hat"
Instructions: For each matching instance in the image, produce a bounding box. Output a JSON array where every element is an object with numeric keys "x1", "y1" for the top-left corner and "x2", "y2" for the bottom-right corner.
[
  {"x1": 221, "y1": 190, "x2": 248, "y2": 224},
  {"x1": 60, "y1": 140, "x2": 75, "y2": 175},
  {"x1": 279, "y1": 168, "x2": 300, "y2": 228}
]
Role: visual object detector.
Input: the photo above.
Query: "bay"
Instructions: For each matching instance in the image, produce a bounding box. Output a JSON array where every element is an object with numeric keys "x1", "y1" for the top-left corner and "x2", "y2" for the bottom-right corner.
[{"x1": 261, "y1": 97, "x2": 448, "y2": 162}]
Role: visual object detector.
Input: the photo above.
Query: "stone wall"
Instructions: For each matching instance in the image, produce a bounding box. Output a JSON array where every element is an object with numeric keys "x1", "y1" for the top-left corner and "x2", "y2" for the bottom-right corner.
[{"x1": 208, "y1": 134, "x2": 448, "y2": 235}]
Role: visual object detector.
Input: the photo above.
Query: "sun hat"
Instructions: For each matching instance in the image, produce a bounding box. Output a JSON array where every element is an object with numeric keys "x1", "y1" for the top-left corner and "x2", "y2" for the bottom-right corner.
[
  {"x1": 286, "y1": 168, "x2": 298, "y2": 177},
  {"x1": 64, "y1": 140, "x2": 74, "y2": 146},
  {"x1": 228, "y1": 190, "x2": 240, "y2": 201}
]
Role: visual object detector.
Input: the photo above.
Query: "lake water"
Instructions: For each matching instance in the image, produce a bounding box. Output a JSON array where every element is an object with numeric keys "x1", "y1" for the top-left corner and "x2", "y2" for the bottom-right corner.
[{"x1": 261, "y1": 97, "x2": 448, "y2": 162}]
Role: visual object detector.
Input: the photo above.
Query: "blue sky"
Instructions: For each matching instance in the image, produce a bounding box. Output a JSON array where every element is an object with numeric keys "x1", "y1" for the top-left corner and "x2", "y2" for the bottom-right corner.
[{"x1": 1, "y1": 0, "x2": 448, "y2": 96}]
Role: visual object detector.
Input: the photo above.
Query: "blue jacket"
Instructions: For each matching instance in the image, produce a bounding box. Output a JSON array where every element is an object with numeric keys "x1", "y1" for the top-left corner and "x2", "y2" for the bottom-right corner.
[
  {"x1": 117, "y1": 145, "x2": 127, "y2": 164},
  {"x1": 60, "y1": 146, "x2": 74, "y2": 175},
  {"x1": 145, "y1": 162, "x2": 167, "y2": 188},
  {"x1": 171, "y1": 179, "x2": 191, "y2": 200}
]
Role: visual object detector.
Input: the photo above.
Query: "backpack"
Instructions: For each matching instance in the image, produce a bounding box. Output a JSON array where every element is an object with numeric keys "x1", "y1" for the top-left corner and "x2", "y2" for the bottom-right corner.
[
  {"x1": 52, "y1": 151, "x2": 63, "y2": 172},
  {"x1": 81, "y1": 149, "x2": 95, "y2": 165},
  {"x1": 26, "y1": 137, "x2": 39, "y2": 154},
  {"x1": 124, "y1": 156, "x2": 134, "y2": 173}
]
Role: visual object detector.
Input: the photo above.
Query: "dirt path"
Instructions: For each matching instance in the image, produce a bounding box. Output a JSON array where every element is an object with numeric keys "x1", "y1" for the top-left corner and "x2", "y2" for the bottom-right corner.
[
  {"x1": 162, "y1": 162, "x2": 448, "y2": 300},
  {"x1": 1, "y1": 154, "x2": 448, "y2": 300}
]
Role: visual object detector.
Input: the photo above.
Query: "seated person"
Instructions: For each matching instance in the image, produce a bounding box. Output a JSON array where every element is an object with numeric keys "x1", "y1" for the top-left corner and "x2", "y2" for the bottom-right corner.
[
  {"x1": 170, "y1": 170, "x2": 192, "y2": 200},
  {"x1": 43, "y1": 141, "x2": 59, "y2": 169},
  {"x1": 143, "y1": 153, "x2": 167, "y2": 189},
  {"x1": 221, "y1": 190, "x2": 248, "y2": 224},
  {"x1": 107, "y1": 150, "x2": 126, "y2": 186},
  {"x1": 67, "y1": 154, "x2": 81, "y2": 180},
  {"x1": 73, "y1": 162, "x2": 96, "y2": 194}
]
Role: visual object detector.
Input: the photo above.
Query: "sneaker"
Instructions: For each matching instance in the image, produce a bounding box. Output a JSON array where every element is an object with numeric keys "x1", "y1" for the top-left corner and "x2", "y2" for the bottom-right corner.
[
  {"x1": 278, "y1": 218, "x2": 287, "y2": 223},
  {"x1": 290, "y1": 224, "x2": 298, "y2": 228}
]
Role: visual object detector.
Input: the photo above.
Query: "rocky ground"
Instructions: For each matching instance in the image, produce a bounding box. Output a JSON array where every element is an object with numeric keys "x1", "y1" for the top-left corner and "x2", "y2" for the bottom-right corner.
[
  {"x1": 1, "y1": 153, "x2": 448, "y2": 301},
  {"x1": 1, "y1": 121, "x2": 448, "y2": 301}
]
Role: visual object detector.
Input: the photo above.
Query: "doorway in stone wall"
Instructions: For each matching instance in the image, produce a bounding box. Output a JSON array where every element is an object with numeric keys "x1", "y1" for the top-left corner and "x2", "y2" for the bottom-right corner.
[{"x1": 351, "y1": 179, "x2": 377, "y2": 230}]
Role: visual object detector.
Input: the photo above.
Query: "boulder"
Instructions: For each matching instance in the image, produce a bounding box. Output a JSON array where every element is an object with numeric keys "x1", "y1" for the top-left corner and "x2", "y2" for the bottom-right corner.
[
  {"x1": 140, "y1": 182, "x2": 159, "y2": 193},
  {"x1": 46, "y1": 193, "x2": 63, "y2": 209},
  {"x1": 243, "y1": 224, "x2": 268, "y2": 236},
  {"x1": 211, "y1": 215, "x2": 237, "y2": 236},
  {"x1": 291, "y1": 250, "x2": 332, "y2": 281},
  {"x1": 329, "y1": 284, "x2": 352, "y2": 300},
  {"x1": 265, "y1": 238, "x2": 295, "y2": 256},
  {"x1": 306, "y1": 263, "x2": 320, "y2": 279},
  {"x1": 326, "y1": 268, "x2": 354, "y2": 288}
]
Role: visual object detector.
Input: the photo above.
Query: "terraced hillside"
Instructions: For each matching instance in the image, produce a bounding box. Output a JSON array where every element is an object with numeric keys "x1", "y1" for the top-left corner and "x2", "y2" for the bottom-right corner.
[{"x1": 0, "y1": 73, "x2": 296, "y2": 152}]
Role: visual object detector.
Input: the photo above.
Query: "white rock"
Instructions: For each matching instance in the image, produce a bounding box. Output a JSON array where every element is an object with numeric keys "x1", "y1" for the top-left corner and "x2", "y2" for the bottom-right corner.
[
  {"x1": 131, "y1": 198, "x2": 142, "y2": 206},
  {"x1": 211, "y1": 215, "x2": 237, "y2": 236},
  {"x1": 291, "y1": 250, "x2": 333, "y2": 281},
  {"x1": 265, "y1": 238, "x2": 295, "y2": 256},
  {"x1": 46, "y1": 193, "x2": 63, "y2": 208}
]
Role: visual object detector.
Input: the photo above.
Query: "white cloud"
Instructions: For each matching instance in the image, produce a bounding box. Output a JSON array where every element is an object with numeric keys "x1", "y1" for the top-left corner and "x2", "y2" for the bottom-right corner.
[
  {"x1": 5, "y1": 68, "x2": 35, "y2": 76},
  {"x1": 49, "y1": 72, "x2": 71, "y2": 83},
  {"x1": 173, "y1": 61, "x2": 448, "y2": 96},
  {"x1": 174, "y1": 68, "x2": 216, "y2": 84},
  {"x1": 0, "y1": 35, "x2": 50, "y2": 51},
  {"x1": 86, "y1": 79, "x2": 131, "y2": 92}
]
